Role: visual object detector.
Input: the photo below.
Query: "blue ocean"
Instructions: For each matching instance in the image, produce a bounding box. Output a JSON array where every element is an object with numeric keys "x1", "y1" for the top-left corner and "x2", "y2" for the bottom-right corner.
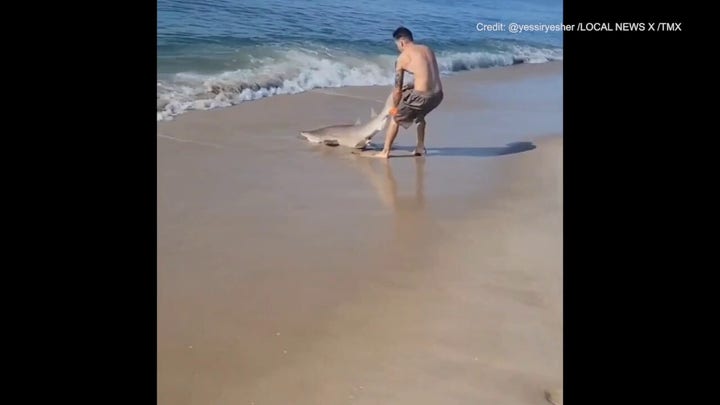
[{"x1": 157, "y1": 0, "x2": 563, "y2": 120}]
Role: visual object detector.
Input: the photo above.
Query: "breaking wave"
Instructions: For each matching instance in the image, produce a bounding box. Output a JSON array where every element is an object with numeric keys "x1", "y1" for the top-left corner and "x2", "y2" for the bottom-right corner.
[{"x1": 157, "y1": 43, "x2": 562, "y2": 121}]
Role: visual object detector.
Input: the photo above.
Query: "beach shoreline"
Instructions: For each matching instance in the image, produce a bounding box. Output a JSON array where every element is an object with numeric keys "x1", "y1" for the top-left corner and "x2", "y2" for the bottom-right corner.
[
  {"x1": 158, "y1": 61, "x2": 563, "y2": 404},
  {"x1": 158, "y1": 60, "x2": 562, "y2": 122}
]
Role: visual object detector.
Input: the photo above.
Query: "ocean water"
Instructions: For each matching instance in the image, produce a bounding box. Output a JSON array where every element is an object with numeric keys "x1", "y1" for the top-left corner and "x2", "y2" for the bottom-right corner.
[{"x1": 157, "y1": 0, "x2": 563, "y2": 120}]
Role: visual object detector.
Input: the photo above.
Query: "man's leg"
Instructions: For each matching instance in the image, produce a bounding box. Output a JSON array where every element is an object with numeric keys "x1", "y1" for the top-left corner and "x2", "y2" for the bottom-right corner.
[
  {"x1": 414, "y1": 118, "x2": 426, "y2": 156},
  {"x1": 413, "y1": 92, "x2": 442, "y2": 156},
  {"x1": 374, "y1": 119, "x2": 400, "y2": 158}
]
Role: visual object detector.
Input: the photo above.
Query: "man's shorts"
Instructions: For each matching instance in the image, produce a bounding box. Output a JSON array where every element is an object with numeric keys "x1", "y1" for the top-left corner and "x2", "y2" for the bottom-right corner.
[{"x1": 393, "y1": 84, "x2": 444, "y2": 129}]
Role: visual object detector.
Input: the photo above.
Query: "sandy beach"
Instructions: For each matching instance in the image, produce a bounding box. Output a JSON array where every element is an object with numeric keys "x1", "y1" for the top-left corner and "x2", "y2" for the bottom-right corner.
[{"x1": 157, "y1": 61, "x2": 563, "y2": 404}]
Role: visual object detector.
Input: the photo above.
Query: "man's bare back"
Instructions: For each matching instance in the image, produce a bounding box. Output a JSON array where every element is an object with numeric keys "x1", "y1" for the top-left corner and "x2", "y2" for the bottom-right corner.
[{"x1": 398, "y1": 44, "x2": 442, "y2": 93}]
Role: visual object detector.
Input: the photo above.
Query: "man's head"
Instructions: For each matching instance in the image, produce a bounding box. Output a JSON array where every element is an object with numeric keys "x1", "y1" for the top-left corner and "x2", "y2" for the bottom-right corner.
[{"x1": 393, "y1": 26, "x2": 414, "y2": 52}]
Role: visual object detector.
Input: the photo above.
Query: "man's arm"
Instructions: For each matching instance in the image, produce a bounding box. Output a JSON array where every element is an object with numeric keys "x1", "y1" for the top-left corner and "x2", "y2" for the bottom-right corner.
[{"x1": 393, "y1": 55, "x2": 406, "y2": 107}]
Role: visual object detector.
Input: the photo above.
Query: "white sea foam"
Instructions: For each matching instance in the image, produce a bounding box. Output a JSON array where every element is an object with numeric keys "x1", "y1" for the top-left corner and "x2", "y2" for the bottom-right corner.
[{"x1": 157, "y1": 45, "x2": 562, "y2": 121}]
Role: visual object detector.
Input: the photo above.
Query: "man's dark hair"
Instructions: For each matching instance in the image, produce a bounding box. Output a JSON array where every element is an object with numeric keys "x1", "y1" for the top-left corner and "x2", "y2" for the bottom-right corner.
[{"x1": 393, "y1": 26, "x2": 413, "y2": 41}]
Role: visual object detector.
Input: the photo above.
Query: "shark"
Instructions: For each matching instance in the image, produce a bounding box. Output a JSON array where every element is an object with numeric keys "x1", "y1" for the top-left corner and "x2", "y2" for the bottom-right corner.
[{"x1": 299, "y1": 91, "x2": 394, "y2": 149}]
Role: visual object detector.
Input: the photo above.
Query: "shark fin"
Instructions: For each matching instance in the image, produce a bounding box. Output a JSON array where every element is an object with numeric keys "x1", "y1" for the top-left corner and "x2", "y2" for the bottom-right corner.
[{"x1": 370, "y1": 107, "x2": 377, "y2": 118}]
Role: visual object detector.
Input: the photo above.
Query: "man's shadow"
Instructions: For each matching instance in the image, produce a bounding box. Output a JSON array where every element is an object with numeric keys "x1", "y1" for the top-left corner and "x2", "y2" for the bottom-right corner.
[
  {"x1": 344, "y1": 140, "x2": 536, "y2": 266},
  {"x1": 351, "y1": 141, "x2": 538, "y2": 209},
  {"x1": 365, "y1": 141, "x2": 536, "y2": 157}
]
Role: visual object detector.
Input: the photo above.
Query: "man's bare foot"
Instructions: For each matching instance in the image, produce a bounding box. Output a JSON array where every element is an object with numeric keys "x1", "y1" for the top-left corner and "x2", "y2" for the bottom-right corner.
[
  {"x1": 371, "y1": 151, "x2": 390, "y2": 159},
  {"x1": 413, "y1": 146, "x2": 427, "y2": 156}
]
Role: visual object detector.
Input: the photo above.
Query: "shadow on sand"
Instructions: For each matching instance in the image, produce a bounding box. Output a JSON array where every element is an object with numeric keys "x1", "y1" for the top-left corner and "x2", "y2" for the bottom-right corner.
[
  {"x1": 348, "y1": 140, "x2": 538, "y2": 212},
  {"x1": 365, "y1": 141, "x2": 537, "y2": 158}
]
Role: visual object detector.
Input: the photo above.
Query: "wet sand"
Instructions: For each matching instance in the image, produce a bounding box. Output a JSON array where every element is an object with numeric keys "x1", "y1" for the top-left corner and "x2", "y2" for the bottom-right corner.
[{"x1": 157, "y1": 61, "x2": 563, "y2": 404}]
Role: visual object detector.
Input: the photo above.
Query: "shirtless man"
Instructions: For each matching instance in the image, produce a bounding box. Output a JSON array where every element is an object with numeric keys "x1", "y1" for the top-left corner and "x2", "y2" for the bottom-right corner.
[{"x1": 373, "y1": 27, "x2": 444, "y2": 158}]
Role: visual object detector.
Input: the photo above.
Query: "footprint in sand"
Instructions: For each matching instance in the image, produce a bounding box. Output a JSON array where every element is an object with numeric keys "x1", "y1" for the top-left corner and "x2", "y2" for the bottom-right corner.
[{"x1": 544, "y1": 389, "x2": 563, "y2": 405}]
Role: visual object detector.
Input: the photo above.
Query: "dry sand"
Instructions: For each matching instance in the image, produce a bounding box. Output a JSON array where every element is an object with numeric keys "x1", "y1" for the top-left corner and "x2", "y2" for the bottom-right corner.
[{"x1": 158, "y1": 61, "x2": 563, "y2": 405}]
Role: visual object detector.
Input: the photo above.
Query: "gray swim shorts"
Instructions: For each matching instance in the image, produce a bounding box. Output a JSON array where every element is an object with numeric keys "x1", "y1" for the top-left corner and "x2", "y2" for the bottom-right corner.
[{"x1": 393, "y1": 84, "x2": 444, "y2": 129}]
